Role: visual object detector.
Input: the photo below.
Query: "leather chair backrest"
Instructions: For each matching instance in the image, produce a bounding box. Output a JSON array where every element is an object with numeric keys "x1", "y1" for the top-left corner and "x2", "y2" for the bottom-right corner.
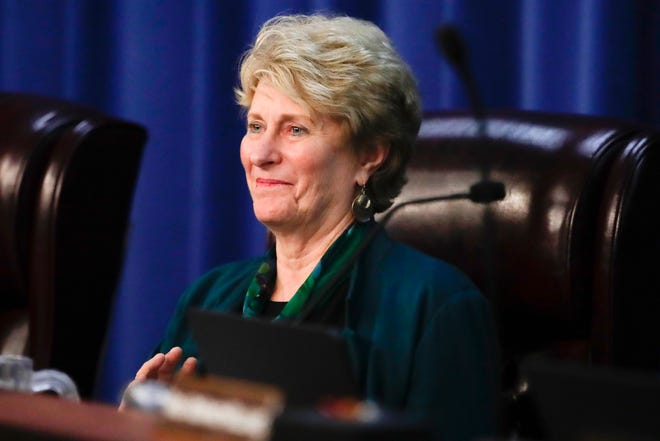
[
  {"x1": 0, "y1": 93, "x2": 147, "y2": 398},
  {"x1": 383, "y1": 110, "x2": 660, "y2": 380},
  {"x1": 591, "y1": 128, "x2": 660, "y2": 369}
]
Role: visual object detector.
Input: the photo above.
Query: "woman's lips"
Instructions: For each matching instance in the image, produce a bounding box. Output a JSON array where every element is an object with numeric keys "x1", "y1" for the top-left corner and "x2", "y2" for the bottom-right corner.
[{"x1": 255, "y1": 177, "x2": 292, "y2": 187}]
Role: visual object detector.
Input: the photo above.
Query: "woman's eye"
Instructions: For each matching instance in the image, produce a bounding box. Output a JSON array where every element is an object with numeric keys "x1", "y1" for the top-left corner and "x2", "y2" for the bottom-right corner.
[
  {"x1": 248, "y1": 122, "x2": 263, "y2": 133},
  {"x1": 290, "y1": 126, "x2": 307, "y2": 136}
]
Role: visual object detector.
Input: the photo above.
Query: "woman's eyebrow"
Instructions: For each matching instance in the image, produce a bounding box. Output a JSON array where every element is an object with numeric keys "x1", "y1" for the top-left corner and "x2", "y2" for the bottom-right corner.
[{"x1": 247, "y1": 111, "x2": 316, "y2": 126}]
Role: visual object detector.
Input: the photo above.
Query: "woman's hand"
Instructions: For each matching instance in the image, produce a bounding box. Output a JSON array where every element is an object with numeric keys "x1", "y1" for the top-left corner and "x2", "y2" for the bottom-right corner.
[
  {"x1": 118, "y1": 346, "x2": 197, "y2": 411},
  {"x1": 133, "y1": 346, "x2": 197, "y2": 383}
]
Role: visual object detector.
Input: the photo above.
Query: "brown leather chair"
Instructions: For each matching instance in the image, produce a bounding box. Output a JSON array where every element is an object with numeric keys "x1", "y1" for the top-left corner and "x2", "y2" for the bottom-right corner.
[
  {"x1": 0, "y1": 93, "x2": 147, "y2": 399},
  {"x1": 382, "y1": 110, "x2": 660, "y2": 436}
]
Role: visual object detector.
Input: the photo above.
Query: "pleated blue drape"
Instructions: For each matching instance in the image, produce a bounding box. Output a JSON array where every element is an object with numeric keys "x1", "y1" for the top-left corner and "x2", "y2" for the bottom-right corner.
[{"x1": 1, "y1": 0, "x2": 658, "y2": 403}]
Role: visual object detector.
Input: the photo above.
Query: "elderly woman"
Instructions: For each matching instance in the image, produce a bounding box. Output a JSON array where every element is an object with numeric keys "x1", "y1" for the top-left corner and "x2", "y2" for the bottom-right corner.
[{"x1": 126, "y1": 13, "x2": 499, "y2": 441}]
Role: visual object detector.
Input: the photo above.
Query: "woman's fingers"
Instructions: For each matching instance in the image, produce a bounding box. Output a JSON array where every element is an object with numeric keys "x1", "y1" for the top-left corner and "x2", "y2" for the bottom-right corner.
[
  {"x1": 120, "y1": 348, "x2": 197, "y2": 412},
  {"x1": 134, "y1": 353, "x2": 166, "y2": 381},
  {"x1": 156, "y1": 347, "x2": 184, "y2": 381},
  {"x1": 179, "y1": 357, "x2": 198, "y2": 376},
  {"x1": 133, "y1": 347, "x2": 188, "y2": 383}
]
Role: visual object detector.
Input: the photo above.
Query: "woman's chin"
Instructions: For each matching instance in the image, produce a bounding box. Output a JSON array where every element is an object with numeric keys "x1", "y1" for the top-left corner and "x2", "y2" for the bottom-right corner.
[{"x1": 254, "y1": 211, "x2": 292, "y2": 230}]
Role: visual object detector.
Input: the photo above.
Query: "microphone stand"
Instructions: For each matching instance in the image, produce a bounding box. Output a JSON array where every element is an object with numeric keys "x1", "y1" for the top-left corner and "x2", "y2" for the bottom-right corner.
[
  {"x1": 437, "y1": 23, "x2": 520, "y2": 435},
  {"x1": 435, "y1": 24, "x2": 502, "y2": 304}
]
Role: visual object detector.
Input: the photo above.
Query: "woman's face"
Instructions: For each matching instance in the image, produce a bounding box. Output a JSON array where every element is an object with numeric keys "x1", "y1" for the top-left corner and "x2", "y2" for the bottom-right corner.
[{"x1": 240, "y1": 81, "x2": 364, "y2": 235}]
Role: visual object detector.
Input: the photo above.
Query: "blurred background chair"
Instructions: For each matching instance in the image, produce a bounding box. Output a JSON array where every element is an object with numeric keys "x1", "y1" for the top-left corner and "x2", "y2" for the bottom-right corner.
[
  {"x1": 382, "y1": 109, "x2": 660, "y2": 437},
  {"x1": 0, "y1": 93, "x2": 147, "y2": 399}
]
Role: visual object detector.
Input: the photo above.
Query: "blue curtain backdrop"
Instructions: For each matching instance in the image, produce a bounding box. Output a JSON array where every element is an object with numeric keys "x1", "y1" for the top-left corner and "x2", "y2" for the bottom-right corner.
[{"x1": 1, "y1": 0, "x2": 658, "y2": 403}]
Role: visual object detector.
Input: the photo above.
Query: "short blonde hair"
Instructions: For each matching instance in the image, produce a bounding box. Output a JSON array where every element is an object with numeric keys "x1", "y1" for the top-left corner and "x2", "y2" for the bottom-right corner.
[{"x1": 235, "y1": 14, "x2": 421, "y2": 212}]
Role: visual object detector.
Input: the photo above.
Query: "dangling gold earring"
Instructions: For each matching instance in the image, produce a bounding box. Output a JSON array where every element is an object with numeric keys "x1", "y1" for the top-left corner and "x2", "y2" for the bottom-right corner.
[{"x1": 351, "y1": 184, "x2": 374, "y2": 223}]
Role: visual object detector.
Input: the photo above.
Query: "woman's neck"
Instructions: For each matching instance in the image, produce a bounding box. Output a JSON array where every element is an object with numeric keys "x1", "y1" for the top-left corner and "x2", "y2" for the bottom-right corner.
[{"x1": 270, "y1": 214, "x2": 354, "y2": 302}]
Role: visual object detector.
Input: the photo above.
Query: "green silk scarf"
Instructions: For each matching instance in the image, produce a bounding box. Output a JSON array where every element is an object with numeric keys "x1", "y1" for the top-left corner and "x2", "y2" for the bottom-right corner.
[{"x1": 242, "y1": 223, "x2": 367, "y2": 321}]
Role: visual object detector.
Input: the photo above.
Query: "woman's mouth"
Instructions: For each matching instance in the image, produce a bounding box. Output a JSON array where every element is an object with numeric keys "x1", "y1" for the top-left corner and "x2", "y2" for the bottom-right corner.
[{"x1": 255, "y1": 177, "x2": 292, "y2": 187}]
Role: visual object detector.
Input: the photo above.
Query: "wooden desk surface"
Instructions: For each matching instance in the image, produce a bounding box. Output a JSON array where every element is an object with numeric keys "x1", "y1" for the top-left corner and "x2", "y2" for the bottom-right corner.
[{"x1": 0, "y1": 392, "x2": 238, "y2": 441}]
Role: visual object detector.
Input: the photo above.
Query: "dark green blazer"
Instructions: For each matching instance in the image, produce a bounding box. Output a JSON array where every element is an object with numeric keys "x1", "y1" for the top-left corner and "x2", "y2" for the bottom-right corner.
[{"x1": 155, "y1": 227, "x2": 500, "y2": 441}]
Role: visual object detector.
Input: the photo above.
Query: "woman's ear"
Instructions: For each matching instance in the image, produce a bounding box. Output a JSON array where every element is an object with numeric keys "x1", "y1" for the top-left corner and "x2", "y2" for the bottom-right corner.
[{"x1": 357, "y1": 141, "x2": 390, "y2": 183}]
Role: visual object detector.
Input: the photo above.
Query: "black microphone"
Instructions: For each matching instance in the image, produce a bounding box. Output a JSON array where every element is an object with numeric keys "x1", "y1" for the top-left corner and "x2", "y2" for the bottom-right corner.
[
  {"x1": 435, "y1": 25, "x2": 485, "y2": 129},
  {"x1": 435, "y1": 24, "x2": 505, "y2": 200},
  {"x1": 469, "y1": 180, "x2": 506, "y2": 204}
]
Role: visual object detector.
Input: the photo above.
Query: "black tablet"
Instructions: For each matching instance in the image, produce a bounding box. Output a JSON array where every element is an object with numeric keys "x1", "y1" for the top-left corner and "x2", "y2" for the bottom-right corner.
[{"x1": 188, "y1": 308, "x2": 358, "y2": 408}]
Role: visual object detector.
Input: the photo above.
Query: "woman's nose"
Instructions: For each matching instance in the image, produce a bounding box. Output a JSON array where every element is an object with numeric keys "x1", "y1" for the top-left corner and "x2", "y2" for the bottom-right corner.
[{"x1": 249, "y1": 134, "x2": 281, "y2": 166}]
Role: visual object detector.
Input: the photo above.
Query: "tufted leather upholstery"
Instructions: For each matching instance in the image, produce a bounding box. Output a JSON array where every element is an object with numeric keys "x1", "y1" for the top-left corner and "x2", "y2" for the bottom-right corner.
[
  {"x1": 0, "y1": 93, "x2": 147, "y2": 398},
  {"x1": 382, "y1": 110, "x2": 660, "y2": 434}
]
